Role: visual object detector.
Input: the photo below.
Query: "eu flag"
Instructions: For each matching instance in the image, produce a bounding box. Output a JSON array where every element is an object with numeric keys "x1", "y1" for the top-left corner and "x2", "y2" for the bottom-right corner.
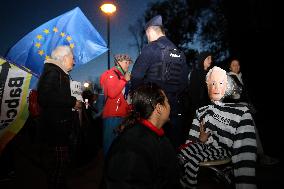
[{"x1": 6, "y1": 7, "x2": 107, "y2": 77}]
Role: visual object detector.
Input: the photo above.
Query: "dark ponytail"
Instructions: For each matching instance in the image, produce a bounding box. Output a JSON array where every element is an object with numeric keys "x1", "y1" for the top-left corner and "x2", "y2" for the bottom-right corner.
[{"x1": 117, "y1": 83, "x2": 165, "y2": 133}]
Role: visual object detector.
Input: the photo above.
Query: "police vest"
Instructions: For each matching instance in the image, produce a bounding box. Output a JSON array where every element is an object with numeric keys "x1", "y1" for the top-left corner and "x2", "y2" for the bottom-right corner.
[{"x1": 146, "y1": 41, "x2": 186, "y2": 88}]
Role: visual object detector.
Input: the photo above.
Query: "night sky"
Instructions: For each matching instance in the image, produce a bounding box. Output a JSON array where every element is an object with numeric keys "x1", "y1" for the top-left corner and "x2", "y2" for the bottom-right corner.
[{"x1": 0, "y1": 0, "x2": 158, "y2": 81}]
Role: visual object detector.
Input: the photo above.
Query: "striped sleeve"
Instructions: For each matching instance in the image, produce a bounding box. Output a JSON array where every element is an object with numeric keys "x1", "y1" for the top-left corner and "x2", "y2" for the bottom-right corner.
[
  {"x1": 188, "y1": 108, "x2": 204, "y2": 142},
  {"x1": 232, "y1": 110, "x2": 257, "y2": 189}
]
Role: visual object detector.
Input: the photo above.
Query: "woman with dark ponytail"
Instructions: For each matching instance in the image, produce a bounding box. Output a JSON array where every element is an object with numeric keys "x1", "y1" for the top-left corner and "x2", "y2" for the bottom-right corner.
[{"x1": 104, "y1": 83, "x2": 181, "y2": 189}]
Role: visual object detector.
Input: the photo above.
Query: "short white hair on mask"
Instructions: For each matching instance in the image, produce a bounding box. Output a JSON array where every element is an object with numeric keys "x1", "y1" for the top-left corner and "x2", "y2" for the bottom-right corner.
[
  {"x1": 206, "y1": 66, "x2": 227, "y2": 83},
  {"x1": 51, "y1": 45, "x2": 72, "y2": 61},
  {"x1": 206, "y1": 66, "x2": 238, "y2": 97}
]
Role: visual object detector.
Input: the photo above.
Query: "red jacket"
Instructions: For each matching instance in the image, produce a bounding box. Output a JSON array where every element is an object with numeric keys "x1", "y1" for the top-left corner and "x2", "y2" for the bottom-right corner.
[{"x1": 100, "y1": 67, "x2": 130, "y2": 118}]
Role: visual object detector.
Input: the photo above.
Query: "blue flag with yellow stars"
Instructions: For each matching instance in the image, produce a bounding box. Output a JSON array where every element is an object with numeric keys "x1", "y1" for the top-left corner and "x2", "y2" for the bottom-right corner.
[{"x1": 6, "y1": 7, "x2": 107, "y2": 77}]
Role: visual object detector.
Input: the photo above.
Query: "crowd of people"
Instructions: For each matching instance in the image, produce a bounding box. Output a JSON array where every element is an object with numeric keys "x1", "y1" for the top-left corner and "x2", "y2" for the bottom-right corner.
[{"x1": 0, "y1": 14, "x2": 279, "y2": 189}]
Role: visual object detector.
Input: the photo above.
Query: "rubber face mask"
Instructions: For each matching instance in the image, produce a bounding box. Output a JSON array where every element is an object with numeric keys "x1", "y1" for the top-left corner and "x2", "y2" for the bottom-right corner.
[{"x1": 206, "y1": 67, "x2": 227, "y2": 101}]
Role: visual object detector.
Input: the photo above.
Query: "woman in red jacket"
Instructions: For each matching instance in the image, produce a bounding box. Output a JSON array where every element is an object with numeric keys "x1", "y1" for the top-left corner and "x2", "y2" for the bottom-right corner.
[{"x1": 100, "y1": 54, "x2": 132, "y2": 156}]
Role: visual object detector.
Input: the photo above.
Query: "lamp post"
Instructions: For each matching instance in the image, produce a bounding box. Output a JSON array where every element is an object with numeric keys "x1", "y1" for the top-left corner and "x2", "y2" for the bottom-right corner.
[{"x1": 100, "y1": 3, "x2": 117, "y2": 70}]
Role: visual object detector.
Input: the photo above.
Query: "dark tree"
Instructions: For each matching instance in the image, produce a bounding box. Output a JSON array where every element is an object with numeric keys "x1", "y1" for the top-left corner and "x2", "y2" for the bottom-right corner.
[
  {"x1": 138, "y1": 0, "x2": 229, "y2": 67},
  {"x1": 128, "y1": 19, "x2": 146, "y2": 57},
  {"x1": 197, "y1": 2, "x2": 230, "y2": 64}
]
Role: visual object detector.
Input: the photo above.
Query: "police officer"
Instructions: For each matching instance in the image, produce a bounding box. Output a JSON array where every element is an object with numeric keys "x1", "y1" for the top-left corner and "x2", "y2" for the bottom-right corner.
[{"x1": 131, "y1": 15, "x2": 189, "y2": 150}]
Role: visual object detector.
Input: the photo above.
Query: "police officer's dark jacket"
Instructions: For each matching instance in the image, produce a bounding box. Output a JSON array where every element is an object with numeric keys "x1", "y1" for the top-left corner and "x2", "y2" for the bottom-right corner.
[{"x1": 131, "y1": 36, "x2": 189, "y2": 114}]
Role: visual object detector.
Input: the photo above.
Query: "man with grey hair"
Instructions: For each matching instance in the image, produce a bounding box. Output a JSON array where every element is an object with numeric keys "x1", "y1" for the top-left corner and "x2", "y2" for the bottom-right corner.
[
  {"x1": 37, "y1": 45, "x2": 82, "y2": 189},
  {"x1": 178, "y1": 66, "x2": 257, "y2": 189},
  {"x1": 50, "y1": 45, "x2": 75, "y2": 73}
]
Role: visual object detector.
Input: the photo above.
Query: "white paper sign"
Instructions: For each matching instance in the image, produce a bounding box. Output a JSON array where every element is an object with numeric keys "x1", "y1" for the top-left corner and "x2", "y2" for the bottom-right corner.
[{"x1": 70, "y1": 80, "x2": 83, "y2": 101}]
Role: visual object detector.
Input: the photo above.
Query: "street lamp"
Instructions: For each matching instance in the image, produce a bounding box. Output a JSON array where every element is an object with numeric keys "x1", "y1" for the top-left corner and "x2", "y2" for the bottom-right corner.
[{"x1": 100, "y1": 3, "x2": 117, "y2": 70}]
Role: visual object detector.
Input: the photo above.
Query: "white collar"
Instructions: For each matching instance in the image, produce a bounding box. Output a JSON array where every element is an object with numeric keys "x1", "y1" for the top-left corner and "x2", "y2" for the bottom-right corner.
[{"x1": 44, "y1": 58, "x2": 69, "y2": 74}]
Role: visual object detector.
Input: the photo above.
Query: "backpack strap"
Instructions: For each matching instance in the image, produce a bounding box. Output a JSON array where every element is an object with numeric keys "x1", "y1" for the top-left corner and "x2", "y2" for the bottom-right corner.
[
  {"x1": 113, "y1": 69, "x2": 121, "y2": 80},
  {"x1": 102, "y1": 69, "x2": 123, "y2": 105}
]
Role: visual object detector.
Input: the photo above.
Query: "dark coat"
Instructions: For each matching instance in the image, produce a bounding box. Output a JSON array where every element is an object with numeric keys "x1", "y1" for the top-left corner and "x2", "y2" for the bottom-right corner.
[
  {"x1": 188, "y1": 52, "x2": 212, "y2": 116},
  {"x1": 37, "y1": 62, "x2": 77, "y2": 145},
  {"x1": 188, "y1": 68, "x2": 210, "y2": 113},
  {"x1": 104, "y1": 122, "x2": 181, "y2": 189},
  {"x1": 131, "y1": 36, "x2": 189, "y2": 114}
]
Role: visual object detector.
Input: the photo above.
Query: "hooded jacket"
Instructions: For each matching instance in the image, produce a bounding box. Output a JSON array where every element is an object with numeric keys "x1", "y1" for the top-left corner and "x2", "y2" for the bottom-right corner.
[
  {"x1": 188, "y1": 51, "x2": 212, "y2": 113},
  {"x1": 100, "y1": 67, "x2": 130, "y2": 118}
]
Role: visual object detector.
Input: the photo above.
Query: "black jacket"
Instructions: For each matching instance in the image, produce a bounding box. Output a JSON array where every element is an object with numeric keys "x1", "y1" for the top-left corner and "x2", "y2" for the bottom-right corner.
[
  {"x1": 37, "y1": 62, "x2": 77, "y2": 145},
  {"x1": 188, "y1": 68, "x2": 210, "y2": 113},
  {"x1": 105, "y1": 122, "x2": 181, "y2": 189},
  {"x1": 188, "y1": 52, "x2": 212, "y2": 115},
  {"x1": 131, "y1": 36, "x2": 189, "y2": 114}
]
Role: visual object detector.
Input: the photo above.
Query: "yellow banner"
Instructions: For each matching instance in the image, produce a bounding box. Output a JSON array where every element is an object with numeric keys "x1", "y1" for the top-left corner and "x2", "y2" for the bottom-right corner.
[{"x1": 0, "y1": 57, "x2": 32, "y2": 154}]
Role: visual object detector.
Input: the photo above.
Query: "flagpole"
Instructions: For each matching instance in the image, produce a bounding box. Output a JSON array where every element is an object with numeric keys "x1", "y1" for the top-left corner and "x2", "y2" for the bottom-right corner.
[{"x1": 0, "y1": 56, "x2": 39, "y2": 78}]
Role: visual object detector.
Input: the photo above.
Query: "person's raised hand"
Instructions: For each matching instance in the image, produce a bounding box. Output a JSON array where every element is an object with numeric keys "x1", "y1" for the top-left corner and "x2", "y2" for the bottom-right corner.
[
  {"x1": 125, "y1": 72, "x2": 131, "y2": 81},
  {"x1": 199, "y1": 119, "x2": 210, "y2": 143}
]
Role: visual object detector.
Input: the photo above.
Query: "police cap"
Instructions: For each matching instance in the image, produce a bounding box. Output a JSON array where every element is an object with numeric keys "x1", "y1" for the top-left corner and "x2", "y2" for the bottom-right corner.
[{"x1": 144, "y1": 15, "x2": 163, "y2": 30}]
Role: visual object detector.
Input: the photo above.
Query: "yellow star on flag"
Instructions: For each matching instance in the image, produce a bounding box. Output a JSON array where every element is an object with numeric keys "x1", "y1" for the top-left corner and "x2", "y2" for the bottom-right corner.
[
  {"x1": 35, "y1": 42, "x2": 41, "y2": 48},
  {"x1": 53, "y1": 27, "x2": 58, "y2": 33},
  {"x1": 36, "y1": 35, "x2": 43, "y2": 40},
  {"x1": 45, "y1": 55, "x2": 50, "y2": 60},
  {"x1": 66, "y1": 36, "x2": 72, "y2": 41},
  {"x1": 43, "y1": 29, "x2": 50, "y2": 34},
  {"x1": 38, "y1": 50, "x2": 44, "y2": 56},
  {"x1": 70, "y1": 43, "x2": 75, "y2": 49},
  {"x1": 60, "y1": 32, "x2": 65, "y2": 37}
]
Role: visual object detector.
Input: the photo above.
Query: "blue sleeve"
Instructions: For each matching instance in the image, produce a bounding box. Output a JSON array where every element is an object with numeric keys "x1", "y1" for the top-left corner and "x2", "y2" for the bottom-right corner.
[{"x1": 130, "y1": 46, "x2": 158, "y2": 90}]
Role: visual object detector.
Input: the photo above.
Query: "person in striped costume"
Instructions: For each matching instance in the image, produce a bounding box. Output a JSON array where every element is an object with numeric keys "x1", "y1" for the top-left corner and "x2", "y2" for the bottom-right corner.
[{"x1": 178, "y1": 66, "x2": 257, "y2": 189}]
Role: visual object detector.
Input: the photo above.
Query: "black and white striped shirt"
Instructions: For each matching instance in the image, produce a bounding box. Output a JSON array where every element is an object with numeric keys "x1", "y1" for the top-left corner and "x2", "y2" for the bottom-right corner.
[{"x1": 187, "y1": 102, "x2": 257, "y2": 189}]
